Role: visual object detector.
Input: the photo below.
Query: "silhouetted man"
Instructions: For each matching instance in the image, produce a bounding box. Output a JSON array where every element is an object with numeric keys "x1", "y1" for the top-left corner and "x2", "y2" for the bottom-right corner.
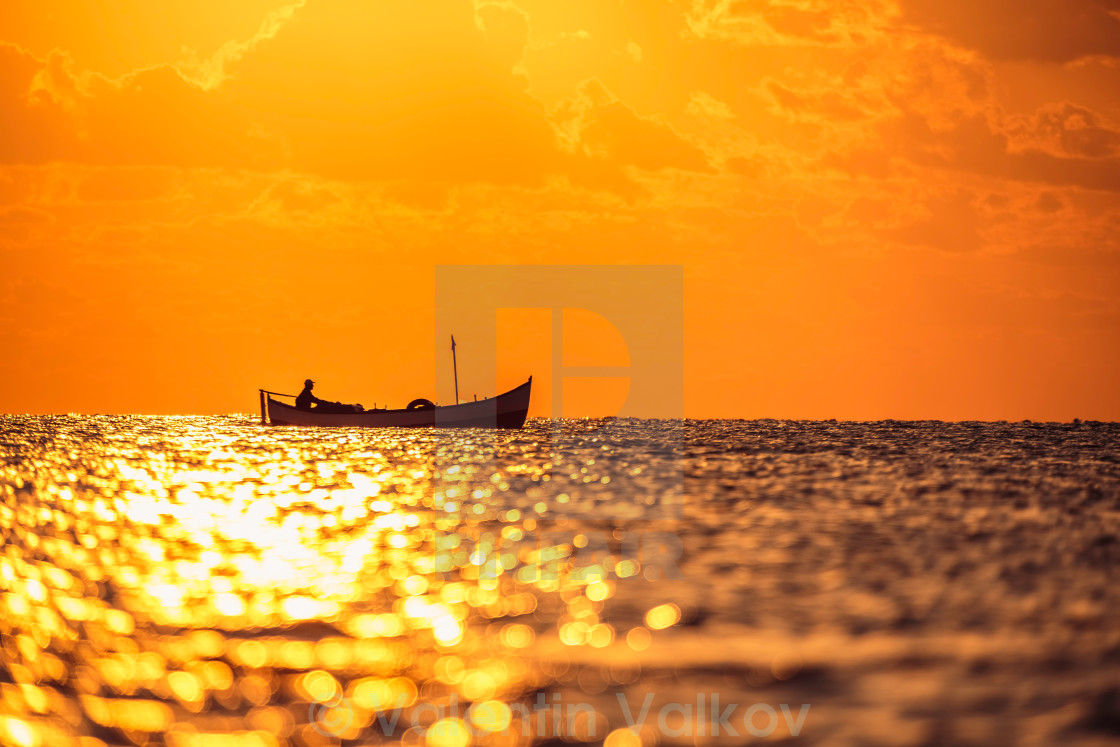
[
  {"x1": 296, "y1": 379, "x2": 362, "y2": 413},
  {"x1": 296, "y1": 379, "x2": 322, "y2": 409}
]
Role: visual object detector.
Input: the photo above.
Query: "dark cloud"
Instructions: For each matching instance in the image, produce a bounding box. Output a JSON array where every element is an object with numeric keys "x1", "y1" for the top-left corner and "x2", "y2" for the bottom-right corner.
[
  {"x1": 909, "y1": 114, "x2": 1120, "y2": 192},
  {"x1": 764, "y1": 79, "x2": 870, "y2": 122},
  {"x1": 900, "y1": 0, "x2": 1120, "y2": 62},
  {"x1": 763, "y1": 6, "x2": 835, "y2": 40},
  {"x1": 828, "y1": 111, "x2": 1120, "y2": 193},
  {"x1": 1004, "y1": 102, "x2": 1120, "y2": 159},
  {"x1": 708, "y1": 0, "x2": 867, "y2": 44}
]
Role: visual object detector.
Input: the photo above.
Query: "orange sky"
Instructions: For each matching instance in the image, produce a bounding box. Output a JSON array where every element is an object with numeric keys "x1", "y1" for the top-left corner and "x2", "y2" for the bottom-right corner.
[{"x1": 1, "y1": 0, "x2": 1118, "y2": 420}]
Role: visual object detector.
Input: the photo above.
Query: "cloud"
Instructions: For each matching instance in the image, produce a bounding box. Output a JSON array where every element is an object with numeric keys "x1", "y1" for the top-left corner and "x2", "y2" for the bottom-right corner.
[
  {"x1": 0, "y1": 1, "x2": 711, "y2": 194},
  {"x1": 899, "y1": 0, "x2": 1120, "y2": 62},
  {"x1": 177, "y1": 1, "x2": 306, "y2": 90},
  {"x1": 686, "y1": 91, "x2": 735, "y2": 120},
  {"x1": 985, "y1": 186, "x2": 1120, "y2": 266},
  {"x1": 889, "y1": 113, "x2": 1120, "y2": 192},
  {"x1": 0, "y1": 44, "x2": 78, "y2": 164},
  {"x1": 0, "y1": 203, "x2": 54, "y2": 246},
  {"x1": 1002, "y1": 101, "x2": 1120, "y2": 159},
  {"x1": 208, "y1": 0, "x2": 563, "y2": 184},
  {"x1": 762, "y1": 77, "x2": 873, "y2": 123},
  {"x1": 552, "y1": 79, "x2": 713, "y2": 178},
  {"x1": 242, "y1": 175, "x2": 351, "y2": 227},
  {"x1": 0, "y1": 204, "x2": 53, "y2": 225},
  {"x1": 727, "y1": 23, "x2": 1120, "y2": 197},
  {"x1": 0, "y1": 43, "x2": 284, "y2": 168},
  {"x1": 473, "y1": 0, "x2": 532, "y2": 75},
  {"x1": 684, "y1": 0, "x2": 893, "y2": 46},
  {"x1": 76, "y1": 166, "x2": 178, "y2": 202}
]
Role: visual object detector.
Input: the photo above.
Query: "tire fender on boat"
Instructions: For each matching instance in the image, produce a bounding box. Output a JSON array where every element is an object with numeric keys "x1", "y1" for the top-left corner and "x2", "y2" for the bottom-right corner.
[{"x1": 406, "y1": 398, "x2": 436, "y2": 410}]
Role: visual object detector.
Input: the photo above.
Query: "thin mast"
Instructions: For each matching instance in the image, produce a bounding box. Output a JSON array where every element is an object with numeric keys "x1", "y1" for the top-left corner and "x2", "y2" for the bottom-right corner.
[{"x1": 451, "y1": 335, "x2": 460, "y2": 404}]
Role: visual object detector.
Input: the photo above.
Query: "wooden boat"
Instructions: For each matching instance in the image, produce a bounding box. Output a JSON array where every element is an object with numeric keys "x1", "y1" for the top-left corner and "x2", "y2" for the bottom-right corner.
[{"x1": 259, "y1": 377, "x2": 532, "y2": 429}]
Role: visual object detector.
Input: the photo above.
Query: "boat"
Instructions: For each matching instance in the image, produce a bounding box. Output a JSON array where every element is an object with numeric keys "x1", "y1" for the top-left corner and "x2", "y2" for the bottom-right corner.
[{"x1": 258, "y1": 377, "x2": 532, "y2": 429}]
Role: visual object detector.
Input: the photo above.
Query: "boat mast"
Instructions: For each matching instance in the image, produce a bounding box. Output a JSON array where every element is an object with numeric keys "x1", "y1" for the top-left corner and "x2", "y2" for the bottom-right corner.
[{"x1": 451, "y1": 334, "x2": 460, "y2": 404}]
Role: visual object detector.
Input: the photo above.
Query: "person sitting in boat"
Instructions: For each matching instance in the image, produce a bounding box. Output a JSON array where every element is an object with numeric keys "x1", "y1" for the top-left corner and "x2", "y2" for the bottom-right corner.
[{"x1": 296, "y1": 379, "x2": 363, "y2": 413}]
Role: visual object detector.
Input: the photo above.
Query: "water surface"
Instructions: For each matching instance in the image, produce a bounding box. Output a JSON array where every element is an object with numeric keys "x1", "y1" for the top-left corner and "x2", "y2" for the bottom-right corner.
[{"x1": 1, "y1": 416, "x2": 1118, "y2": 746}]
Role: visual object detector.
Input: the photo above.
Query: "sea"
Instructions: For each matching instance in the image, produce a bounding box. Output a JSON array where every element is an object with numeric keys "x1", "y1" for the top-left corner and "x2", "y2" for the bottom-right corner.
[{"x1": 1, "y1": 415, "x2": 1118, "y2": 747}]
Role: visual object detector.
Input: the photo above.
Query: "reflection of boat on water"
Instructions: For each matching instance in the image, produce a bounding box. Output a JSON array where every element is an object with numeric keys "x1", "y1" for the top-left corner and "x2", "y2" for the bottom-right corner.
[{"x1": 258, "y1": 377, "x2": 532, "y2": 429}]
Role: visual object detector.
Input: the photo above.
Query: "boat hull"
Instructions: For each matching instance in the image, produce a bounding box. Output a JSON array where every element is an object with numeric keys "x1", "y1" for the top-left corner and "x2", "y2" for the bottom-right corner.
[{"x1": 263, "y1": 378, "x2": 531, "y2": 429}]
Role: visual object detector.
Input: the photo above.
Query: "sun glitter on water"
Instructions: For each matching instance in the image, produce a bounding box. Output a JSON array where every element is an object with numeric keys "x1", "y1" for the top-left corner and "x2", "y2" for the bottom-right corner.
[{"x1": 0, "y1": 415, "x2": 683, "y2": 746}]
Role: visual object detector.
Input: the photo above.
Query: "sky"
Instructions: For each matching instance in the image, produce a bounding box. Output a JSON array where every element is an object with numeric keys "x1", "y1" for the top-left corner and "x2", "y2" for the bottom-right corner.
[{"x1": 1, "y1": 0, "x2": 1118, "y2": 420}]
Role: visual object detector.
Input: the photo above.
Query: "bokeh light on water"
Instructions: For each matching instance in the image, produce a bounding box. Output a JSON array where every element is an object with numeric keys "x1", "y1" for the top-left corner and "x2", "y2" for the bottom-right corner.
[{"x1": 0, "y1": 415, "x2": 684, "y2": 747}]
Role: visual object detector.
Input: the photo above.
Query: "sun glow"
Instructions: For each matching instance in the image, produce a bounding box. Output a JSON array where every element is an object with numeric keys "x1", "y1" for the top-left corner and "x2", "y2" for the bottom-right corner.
[{"x1": 0, "y1": 0, "x2": 1114, "y2": 419}]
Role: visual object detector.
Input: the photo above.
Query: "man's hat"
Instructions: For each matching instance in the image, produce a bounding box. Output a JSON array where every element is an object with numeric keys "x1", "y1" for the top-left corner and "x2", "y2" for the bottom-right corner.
[{"x1": 304, "y1": 379, "x2": 315, "y2": 387}]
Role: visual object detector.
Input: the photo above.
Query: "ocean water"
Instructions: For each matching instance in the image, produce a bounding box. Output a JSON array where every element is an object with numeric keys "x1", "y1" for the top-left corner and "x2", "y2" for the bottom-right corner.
[{"x1": 1, "y1": 416, "x2": 1118, "y2": 747}]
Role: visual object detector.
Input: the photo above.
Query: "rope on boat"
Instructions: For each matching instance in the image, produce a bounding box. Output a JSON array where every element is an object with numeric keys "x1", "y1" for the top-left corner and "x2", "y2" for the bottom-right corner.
[{"x1": 259, "y1": 389, "x2": 298, "y2": 398}]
